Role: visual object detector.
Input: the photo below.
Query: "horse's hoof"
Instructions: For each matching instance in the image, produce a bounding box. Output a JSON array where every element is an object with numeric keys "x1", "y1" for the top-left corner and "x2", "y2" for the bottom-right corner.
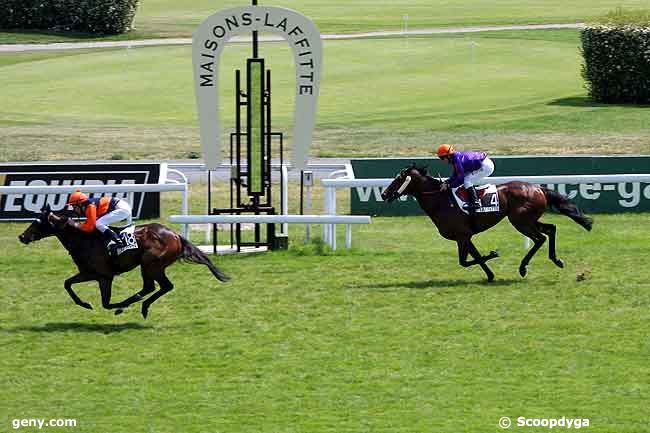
[
  {"x1": 490, "y1": 250, "x2": 500, "y2": 258},
  {"x1": 519, "y1": 267, "x2": 527, "y2": 278},
  {"x1": 554, "y1": 259, "x2": 565, "y2": 269},
  {"x1": 141, "y1": 306, "x2": 149, "y2": 319},
  {"x1": 115, "y1": 308, "x2": 124, "y2": 316},
  {"x1": 80, "y1": 302, "x2": 93, "y2": 310},
  {"x1": 487, "y1": 274, "x2": 495, "y2": 283}
]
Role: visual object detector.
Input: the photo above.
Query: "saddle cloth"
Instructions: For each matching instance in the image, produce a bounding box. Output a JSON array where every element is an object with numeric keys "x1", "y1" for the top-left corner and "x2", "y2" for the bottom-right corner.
[
  {"x1": 108, "y1": 224, "x2": 138, "y2": 256},
  {"x1": 452, "y1": 184, "x2": 500, "y2": 214}
]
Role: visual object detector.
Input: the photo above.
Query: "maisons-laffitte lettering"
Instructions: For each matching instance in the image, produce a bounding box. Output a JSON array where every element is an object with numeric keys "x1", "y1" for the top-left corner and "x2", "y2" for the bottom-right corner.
[
  {"x1": 199, "y1": 53, "x2": 215, "y2": 87},
  {"x1": 197, "y1": 10, "x2": 319, "y2": 94},
  {"x1": 198, "y1": 13, "x2": 253, "y2": 87},
  {"x1": 263, "y1": 14, "x2": 316, "y2": 95}
]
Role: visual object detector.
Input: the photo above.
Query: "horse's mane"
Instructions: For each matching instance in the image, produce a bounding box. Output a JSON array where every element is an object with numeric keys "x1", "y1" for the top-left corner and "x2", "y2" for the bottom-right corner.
[
  {"x1": 410, "y1": 164, "x2": 441, "y2": 187},
  {"x1": 46, "y1": 210, "x2": 102, "y2": 243},
  {"x1": 413, "y1": 164, "x2": 429, "y2": 176}
]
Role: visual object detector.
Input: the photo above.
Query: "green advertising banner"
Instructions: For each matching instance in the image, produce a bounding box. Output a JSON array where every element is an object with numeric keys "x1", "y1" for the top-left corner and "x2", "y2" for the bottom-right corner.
[{"x1": 351, "y1": 156, "x2": 650, "y2": 215}]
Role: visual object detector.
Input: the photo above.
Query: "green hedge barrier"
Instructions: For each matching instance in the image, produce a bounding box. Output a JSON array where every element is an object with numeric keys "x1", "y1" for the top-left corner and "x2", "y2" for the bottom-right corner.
[
  {"x1": 0, "y1": 0, "x2": 139, "y2": 35},
  {"x1": 581, "y1": 9, "x2": 650, "y2": 104}
]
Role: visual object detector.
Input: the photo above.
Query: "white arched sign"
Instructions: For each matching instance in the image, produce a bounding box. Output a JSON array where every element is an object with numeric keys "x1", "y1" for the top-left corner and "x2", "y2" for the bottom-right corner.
[{"x1": 192, "y1": 6, "x2": 322, "y2": 170}]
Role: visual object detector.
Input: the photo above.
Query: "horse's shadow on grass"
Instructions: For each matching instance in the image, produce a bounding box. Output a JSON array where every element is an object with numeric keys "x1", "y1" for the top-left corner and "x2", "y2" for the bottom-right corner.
[
  {"x1": 2, "y1": 322, "x2": 152, "y2": 334},
  {"x1": 354, "y1": 278, "x2": 522, "y2": 290}
]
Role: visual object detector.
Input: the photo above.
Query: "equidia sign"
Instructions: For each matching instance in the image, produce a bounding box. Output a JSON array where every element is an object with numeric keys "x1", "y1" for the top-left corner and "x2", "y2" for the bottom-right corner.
[{"x1": 0, "y1": 163, "x2": 163, "y2": 221}]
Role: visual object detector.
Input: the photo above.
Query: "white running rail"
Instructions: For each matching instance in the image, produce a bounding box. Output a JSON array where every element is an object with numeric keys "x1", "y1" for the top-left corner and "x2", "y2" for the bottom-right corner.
[
  {"x1": 169, "y1": 214, "x2": 371, "y2": 250},
  {"x1": 0, "y1": 183, "x2": 190, "y2": 237},
  {"x1": 322, "y1": 174, "x2": 650, "y2": 249}
]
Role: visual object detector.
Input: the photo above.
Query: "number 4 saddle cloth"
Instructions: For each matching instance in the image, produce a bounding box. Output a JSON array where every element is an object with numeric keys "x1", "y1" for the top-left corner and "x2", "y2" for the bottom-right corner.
[{"x1": 452, "y1": 184, "x2": 500, "y2": 214}]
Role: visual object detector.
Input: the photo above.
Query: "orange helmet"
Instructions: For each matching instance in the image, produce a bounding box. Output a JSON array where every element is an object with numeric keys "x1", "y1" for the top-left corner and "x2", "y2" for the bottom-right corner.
[
  {"x1": 67, "y1": 189, "x2": 89, "y2": 206},
  {"x1": 436, "y1": 144, "x2": 455, "y2": 158}
]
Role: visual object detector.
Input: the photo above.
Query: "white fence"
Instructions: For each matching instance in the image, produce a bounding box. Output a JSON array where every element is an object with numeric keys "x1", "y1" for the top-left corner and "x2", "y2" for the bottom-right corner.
[
  {"x1": 322, "y1": 173, "x2": 650, "y2": 248},
  {"x1": 0, "y1": 182, "x2": 190, "y2": 237},
  {"x1": 322, "y1": 174, "x2": 650, "y2": 207},
  {"x1": 170, "y1": 214, "x2": 371, "y2": 250}
]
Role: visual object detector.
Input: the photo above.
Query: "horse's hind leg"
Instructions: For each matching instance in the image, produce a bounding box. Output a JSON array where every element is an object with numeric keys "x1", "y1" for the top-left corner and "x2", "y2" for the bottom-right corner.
[
  {"x1": 538, "y1": 222, "x2": 564, "y2": 268},
  {"x1": 111, "y1": 268, "x2": 157, "y2": 315},
  {"x1": 511, "y1": 222, "x2": 546, "y2": 278},
  {"x1": 141, "y1": 271, "x2": 174, "y2": 319},
  {"x1": 98, "y1": 278, "x2": 129, "y2": 311}
]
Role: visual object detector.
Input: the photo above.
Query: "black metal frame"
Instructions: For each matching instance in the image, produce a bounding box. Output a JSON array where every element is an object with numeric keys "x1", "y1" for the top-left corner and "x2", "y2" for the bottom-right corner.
[{"x1": 205, "y1": 19, "x2": 285, "y2": 253}]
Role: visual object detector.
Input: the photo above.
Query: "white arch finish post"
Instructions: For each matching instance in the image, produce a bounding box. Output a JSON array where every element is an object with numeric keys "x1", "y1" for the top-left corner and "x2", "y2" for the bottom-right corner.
[{"x1": 193, "y1": 6, "x2": 322, "y2": 170}]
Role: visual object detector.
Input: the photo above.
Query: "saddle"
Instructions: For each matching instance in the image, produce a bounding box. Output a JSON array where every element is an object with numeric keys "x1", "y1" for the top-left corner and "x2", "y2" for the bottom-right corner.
[
  {"x1": 106, "y1": 224, "x2": 138, "y2": 256},
  {"x1": 451, "y1": 184, "x2": 500, "y2": 214}
]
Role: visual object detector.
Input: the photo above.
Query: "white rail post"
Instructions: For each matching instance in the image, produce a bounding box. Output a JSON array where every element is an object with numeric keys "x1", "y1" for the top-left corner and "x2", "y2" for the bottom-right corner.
[
  {"x1": 281, "y1": 165, "x2": 289, "y2": 236},
  {"x1": 181, "y1": 182, "x2": 189, "y2": 238},
  {"x1": 303, "y1": 170, "x2": 313, "y2": 243},
  {"x1": 345, "y1": 224, "x2": 352, "y2": 249},
  {"x1": 305, "y1": 184, "x2": 312, "y2": 242},
  {"x1": 167, "y1": 168, "x2": 190, "y2": 239},
  {"x1": 329, "y1": 186, "x2": 337, "y2": 250},
  {"x1": 323, "y1": 186, "x2": 331, "y2": 245}
]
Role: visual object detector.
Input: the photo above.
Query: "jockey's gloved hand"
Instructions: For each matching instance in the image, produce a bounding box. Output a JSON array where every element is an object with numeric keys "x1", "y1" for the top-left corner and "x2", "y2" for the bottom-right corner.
[{"x1": 440, "y1": 182, "x2": 449, "y2": 191}]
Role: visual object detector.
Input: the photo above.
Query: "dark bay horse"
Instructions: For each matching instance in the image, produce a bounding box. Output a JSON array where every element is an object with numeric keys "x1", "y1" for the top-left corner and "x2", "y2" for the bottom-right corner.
[
  {"x1": 18, "y1": 205, "x2": 229, "y2": 318},
  {"x1": 381, "y1": 165, "x2": 593, "y2": 281}
]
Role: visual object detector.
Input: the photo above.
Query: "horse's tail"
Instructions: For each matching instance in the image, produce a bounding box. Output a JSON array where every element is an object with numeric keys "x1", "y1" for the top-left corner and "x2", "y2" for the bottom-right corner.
[
  {"x1": 542, "y1": 188, "x2": 593, "y2": 231},
  {"x1": 178, "y1": 236, "x2": 230, "y2": 282}
]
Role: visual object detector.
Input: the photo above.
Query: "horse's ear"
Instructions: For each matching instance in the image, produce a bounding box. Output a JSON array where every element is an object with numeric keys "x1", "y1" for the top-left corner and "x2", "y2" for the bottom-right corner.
[{"x1": 416, "y1": 165, "x2": 429, "y2": 176}]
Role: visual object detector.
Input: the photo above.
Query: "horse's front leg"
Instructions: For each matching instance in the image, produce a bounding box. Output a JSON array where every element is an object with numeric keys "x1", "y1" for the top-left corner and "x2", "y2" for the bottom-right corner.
[
  {"x1": 64, "y1": 273, "x2": 96, "y2": 310},
  {"x1": 456, "y1": 239, "x2": 496, "y2": 282},
  {"x1": 457, "y1": 239, "x2": 483, "y2": 267},
  {"x1": 467, "y1": 240, "x2": 497, "y2": 282}
]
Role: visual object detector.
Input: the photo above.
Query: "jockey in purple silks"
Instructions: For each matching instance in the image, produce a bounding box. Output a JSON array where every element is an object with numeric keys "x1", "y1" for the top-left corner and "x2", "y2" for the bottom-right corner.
[{"x1": 436, "y1": 144, "x2": 495, "y2": 222}]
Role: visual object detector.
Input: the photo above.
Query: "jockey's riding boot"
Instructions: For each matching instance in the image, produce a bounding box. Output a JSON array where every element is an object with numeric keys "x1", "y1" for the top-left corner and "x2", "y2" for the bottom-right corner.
[
  {"x1": 467, "y1": 186, "x2": 481, "y2": 210},
  {"x1": 467, "y1": 186, "x2": 481, "y2": 232},
  {"x1": 103, "y1": 229, "x2": 123, "y2": 254}
]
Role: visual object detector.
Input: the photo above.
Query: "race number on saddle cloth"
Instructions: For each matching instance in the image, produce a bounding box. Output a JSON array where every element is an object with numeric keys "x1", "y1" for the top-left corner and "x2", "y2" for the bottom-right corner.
[
  {"x1": 111, "y1": 224, "x2": 139, "y2": 255},
  {"x1": 452, "y1": 184, "x2": 500, "y2": 214}
]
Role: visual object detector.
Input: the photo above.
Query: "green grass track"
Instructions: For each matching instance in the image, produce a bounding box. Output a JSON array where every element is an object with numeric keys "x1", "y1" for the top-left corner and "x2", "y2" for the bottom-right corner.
[{"x1": 1, "y1": 212, "x2": 648, "y2": 432}]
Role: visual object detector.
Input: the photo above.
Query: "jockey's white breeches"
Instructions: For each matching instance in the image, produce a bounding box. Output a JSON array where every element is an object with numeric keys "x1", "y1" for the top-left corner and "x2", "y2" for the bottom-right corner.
[
  {"x1": 463, "y1": 158, "x2": 495, "y2": 188},
  {"x1": 96, "y1": 200, "x2": 133, "y2": 233}
]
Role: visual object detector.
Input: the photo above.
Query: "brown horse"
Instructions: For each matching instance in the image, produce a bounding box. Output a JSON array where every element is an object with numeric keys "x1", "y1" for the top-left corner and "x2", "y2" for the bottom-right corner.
[
  {"x1": 18, "y1": 205, "x2": 229, "y2": 318},
  {"x1": 381, "y1": 165, "x2": 593, "y2": 281}
]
